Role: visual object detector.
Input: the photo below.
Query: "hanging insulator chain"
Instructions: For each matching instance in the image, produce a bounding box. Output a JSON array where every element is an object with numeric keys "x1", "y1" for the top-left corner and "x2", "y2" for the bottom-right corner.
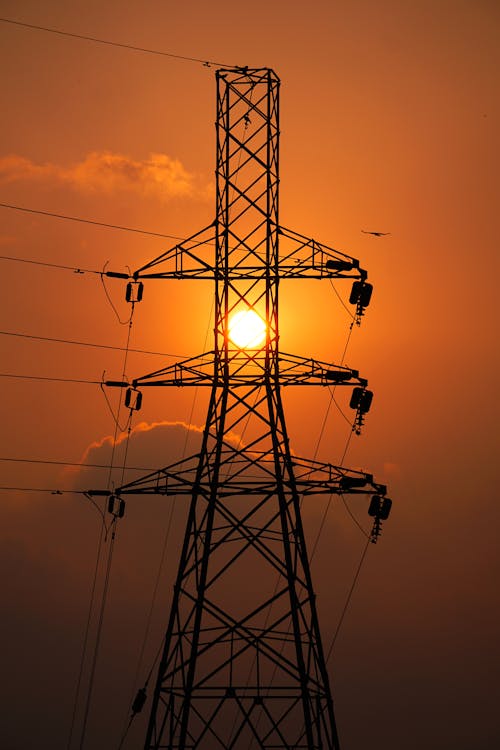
[
  {"x1": 126, "y1": 280, "x2": 144, "y2": 303},
  {"x1": 368, "y1": 495, "x2": 392, "y2": 543},
  {"x1": 102, "y1": 382, "x2": 143, "y2": 411},
  {"x1": 125, "y1": 386, "x2": 143, "y2": 412},
  {"x1": 349, "y1": 280, "x2": 373, "y2": 324},
  {"x1": 107, "y1": 494, "x2": 126, "y2": 519},
  {"x1": 349, "y1": 386, "x2": 373, "y2": 435}
]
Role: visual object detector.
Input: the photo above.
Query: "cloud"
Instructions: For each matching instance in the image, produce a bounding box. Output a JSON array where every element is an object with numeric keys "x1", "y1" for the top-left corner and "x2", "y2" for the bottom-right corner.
[
  {"x1": 64, "y1": 420, "x2": 203, "y2": 487},
  {"x1": 78, "y1": 419, "x2": 202, "y2": 461},
  {"x1": 0, "y1": 151, "x2": 211, "y2": 201},
  {"x1": 73, "y1": 419, "x2": 247, "y2": 482}
]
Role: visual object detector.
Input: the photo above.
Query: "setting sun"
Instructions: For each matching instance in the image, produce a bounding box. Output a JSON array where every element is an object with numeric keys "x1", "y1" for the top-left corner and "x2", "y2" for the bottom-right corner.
[{"x1": 228, "y1": 309, "x2": 266, "y2": 349}]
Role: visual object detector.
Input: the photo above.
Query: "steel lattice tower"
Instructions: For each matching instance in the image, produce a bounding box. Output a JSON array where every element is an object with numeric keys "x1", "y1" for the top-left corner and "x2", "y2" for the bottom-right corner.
[{"x1": 107, "y1": 67, "x2": 389, "y2": 749}]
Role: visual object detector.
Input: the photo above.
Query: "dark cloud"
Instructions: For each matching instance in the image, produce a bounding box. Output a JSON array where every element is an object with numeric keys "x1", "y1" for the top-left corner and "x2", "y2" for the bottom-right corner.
[
  {"x1": 2, "y1": 416, "x2": 499, "y2": 748},
  {"x1": 0, "y1": 422, "x2": 199, "y2": 749}
]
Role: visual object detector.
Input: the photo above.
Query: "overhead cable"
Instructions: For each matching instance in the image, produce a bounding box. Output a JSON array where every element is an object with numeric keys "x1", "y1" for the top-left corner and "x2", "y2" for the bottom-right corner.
[
  {"x1": 73, "y1": 306, "x2": 140, "y2": 746},
  {"x1": 0, "y1": 373, "x2": 101, "y2": 384},
  {"x1": 104, "y1": 302, "x2": 136, "y2": 488},
  {"x1": 325, "y1": 537, "x2": 371, "y2": 661},
  {"x1": 0, "y1": 253, "x2": 102, "y2": 275},
  {"x1": 0, "y1": 329, "x2": 183, "y2": 358},
  {"x1": 329, "y1": 278, "x2": 355, "y2": 320},
  {"x1": 77, "y1": 519, "x2": 119, "y2": 750},
  {"x1": 100, "y1": 268, "x2": 131, "y2": 325},
  {"x1": 0, "y1": 456, "x2": 154, "y2": 472},
  {"x1": 118, "y1": 295, "x2": 216, "y2": 744},
  {"x1": 0, "y1": 486, "x2": 85, "y2": 493},
  {"x1": 0, "y1": 17, "x2": 233, "y2": 68},
  {"x1": 340, "y1": 493, "x2": 368, "y2": 537},
  {"x1": 0, "y1": 202, "x2": 188, "y2": 240},
  {"x1": 66, "y1": 521, "x2": 105, "y2": 750}
]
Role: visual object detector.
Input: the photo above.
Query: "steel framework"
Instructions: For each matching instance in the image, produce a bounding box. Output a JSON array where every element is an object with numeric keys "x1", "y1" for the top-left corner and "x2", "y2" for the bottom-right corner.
[{"x1": 106, "y1": 67, "x2": 389, "y2": 749}]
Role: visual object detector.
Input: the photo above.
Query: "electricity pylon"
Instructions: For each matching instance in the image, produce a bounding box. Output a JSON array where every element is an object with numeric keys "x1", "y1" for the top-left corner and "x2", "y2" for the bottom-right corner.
[{"x1": 107, "y1": 67, "x2": 390, "y2": 749}]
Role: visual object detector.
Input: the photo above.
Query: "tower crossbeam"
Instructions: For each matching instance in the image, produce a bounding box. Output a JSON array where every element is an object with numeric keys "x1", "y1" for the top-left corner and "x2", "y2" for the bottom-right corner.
[
  {"x1": 92, "y1": 454, "x2": 385, "y2": 499},
  {"x1": 111, "y1": 353, "x2": 367, "y2": 389},
  {"x1": 133, "y1": 224, "x2": 365, "y2": 281}
]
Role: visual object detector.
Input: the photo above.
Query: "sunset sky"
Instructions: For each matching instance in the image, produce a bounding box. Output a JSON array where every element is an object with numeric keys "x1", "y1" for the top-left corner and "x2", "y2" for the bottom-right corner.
[{"x1": 1, "y1": 1, "x2": 499, "y2": 748}]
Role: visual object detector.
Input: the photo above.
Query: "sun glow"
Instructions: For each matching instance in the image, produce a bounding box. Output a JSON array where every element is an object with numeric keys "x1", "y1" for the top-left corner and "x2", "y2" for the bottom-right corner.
[{"x1": 228, "y1": 310, "x2": 266, "y2": 349}]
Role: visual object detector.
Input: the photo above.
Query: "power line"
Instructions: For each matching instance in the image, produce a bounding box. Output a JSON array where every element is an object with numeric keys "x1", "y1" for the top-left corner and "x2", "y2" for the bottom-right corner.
[
  {"x1": 0, "y1": 202, "x2": 189, "y2": 240},
  {"x1": 0, "y1": 253, "x2": 102, "y2": 275},
  {"x1": 67, "y1": 521, "x2": 106, "y2": 750},
  {"x1": 0, "y1": 457, "x2": 154, "y2": 472},
  {"x1": 341, "y1": 493, "x2": 368, "y2": 538},
  {"x1": 104, "y1": 303, "x2": 136, "y2": 488},
  {"x1": 0, "y1": 486, "x2": 85, "y2": 493},
  {"x1": 325, "y1": 537, "x2": 371, "y2": 662},
  {"x1": 78, "y1": 519, "x2": 119, "y2": 750},
  {"x1": 74, "y1": 307, "x2": 138, "y2": 749},
  {"x1": 118, "y1": 297, "x2": 216, "y2": 743},
  {"x1": 0, "y1": 17, "x2": 233, "y2": 68},
  {"x1": 329, "y1": 278, "x2": 355, "y2": 320},
  {"x1": 100, "y1": 269, "x2": 133, "y2": 325},
  {"x1": 0, "y1": 373, "x2": 101, "y2": 384},
  {"x1": 329, "y1": 389, "x2": 354, "y2": 427},
  {"x1": 1, "y1": 204, "x2": 321, "y2": 261},
  {"x1": 0, "y1": 329, "x2": 183, "y2": 357}
]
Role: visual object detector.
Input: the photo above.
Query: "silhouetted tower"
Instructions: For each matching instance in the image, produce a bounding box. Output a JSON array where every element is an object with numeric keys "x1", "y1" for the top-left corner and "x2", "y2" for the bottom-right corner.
[{"x1": 112, "y1": 67, "x2": 389, "y2": 749}]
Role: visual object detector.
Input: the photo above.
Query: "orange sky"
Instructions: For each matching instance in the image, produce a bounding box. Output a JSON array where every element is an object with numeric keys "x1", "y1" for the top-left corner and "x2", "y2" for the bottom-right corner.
[{"x1": 1, "y1": 1, "x2": 499, "y2": 748}]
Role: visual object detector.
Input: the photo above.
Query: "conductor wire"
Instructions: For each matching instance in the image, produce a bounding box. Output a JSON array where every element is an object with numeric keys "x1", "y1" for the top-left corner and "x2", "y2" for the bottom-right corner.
[
  {"x1": 0, "y1": 252, "x2": 102, "y2": 275},
  {"x1": 328, "y1": 278, "x2": 355, "y2": 320},
  {"x1": 105, "y1": 302, "x2": 135, "y2": 490},
  {"x1": 78, "y1": 518, "x2": 119, "y2": 750},
  {"x1": 73, "y1": 302, "x2": 136, "y2": 748},
  {"x1": 117, "y1": 296, "x2": 215, "y2": 744},
  {"x1": 0, "y1": 329, "x2": 183, "y2": 357},
  {"x1": 66, "y1": 517, "x2": 106, "y2": 750},
  {"x1": 325, "y1": 536, "x2": 371, "y2": 661},
  {"x1": 0, "y1": 17, "x2": 233, "y2": 67},
  {"x1": 100, "y1": 380, "x2": 128, "y2": 434},
  {"x1": 0, "y1": 202, "x2": 190, "y2": 239},
  {"x1": 101, "y1": 262, "x2": 130, "y2": 325}
]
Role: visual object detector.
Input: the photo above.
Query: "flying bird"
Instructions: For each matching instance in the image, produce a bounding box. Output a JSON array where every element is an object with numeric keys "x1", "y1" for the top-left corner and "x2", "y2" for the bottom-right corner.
[{"x1": 362, "y1": 230, "x2": 391, "y2": 237}]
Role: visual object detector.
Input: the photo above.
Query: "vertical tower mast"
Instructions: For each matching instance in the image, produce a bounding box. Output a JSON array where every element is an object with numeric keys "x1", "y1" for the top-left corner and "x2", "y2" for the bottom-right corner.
[{"x1": 107, "y1": 67, "x2": 390, "y2": 749}]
